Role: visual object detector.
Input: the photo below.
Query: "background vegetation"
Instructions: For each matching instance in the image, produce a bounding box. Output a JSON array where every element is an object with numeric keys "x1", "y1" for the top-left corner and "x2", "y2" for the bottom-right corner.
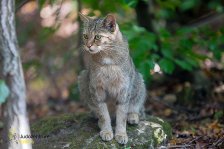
[{"x1": 1, "y1": 0, "x2": 223, "y2": 148}]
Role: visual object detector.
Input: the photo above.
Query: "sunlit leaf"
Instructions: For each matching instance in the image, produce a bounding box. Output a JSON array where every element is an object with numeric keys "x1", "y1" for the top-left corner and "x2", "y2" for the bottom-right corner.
[{"x1": 124, "y1": 0, "x2": 138, "y2": 8}]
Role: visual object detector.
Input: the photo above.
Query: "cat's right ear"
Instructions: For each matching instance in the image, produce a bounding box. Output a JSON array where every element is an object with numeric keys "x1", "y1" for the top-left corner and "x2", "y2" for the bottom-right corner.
[
  {"x1": 79, "y1": 12, "x2": 90, "y2": 23},
  {"x1": 103, "y1": 14, "x2": 116, "y2": 32}
]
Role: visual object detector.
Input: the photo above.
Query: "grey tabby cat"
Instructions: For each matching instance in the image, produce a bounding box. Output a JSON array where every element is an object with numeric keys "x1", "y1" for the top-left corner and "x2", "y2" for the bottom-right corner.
[{"x1": 78, "y1": 13, "x2": 146, "y2": 144}]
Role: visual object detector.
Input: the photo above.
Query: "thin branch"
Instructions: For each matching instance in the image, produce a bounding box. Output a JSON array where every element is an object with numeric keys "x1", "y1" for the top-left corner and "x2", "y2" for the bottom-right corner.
[
  {"x1": 212, "y1": 137, "x2": 224, "y2": 147},
  {"x1": 186, "y1": 136, "x2": 202, "y2": 145}
]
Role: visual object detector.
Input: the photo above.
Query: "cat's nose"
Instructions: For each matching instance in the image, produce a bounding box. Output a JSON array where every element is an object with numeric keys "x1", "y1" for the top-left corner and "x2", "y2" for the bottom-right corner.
[{"x1": 87, "y1": 44, "x2": 92, "y2": 48}]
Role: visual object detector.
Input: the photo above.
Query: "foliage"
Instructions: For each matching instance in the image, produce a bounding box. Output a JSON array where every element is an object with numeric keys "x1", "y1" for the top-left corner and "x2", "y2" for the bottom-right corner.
[
  {"x1": 80, "y1": 0, "x2": 224, "y2": 82},
  {"x1": 15, "y1": 0, "x2": 224, "y2": 97},
  {"x1": 0, "y1": 80, "x2": 10, "y2": 104},
  {"x1": 82, "y1": 0, "x2": 128, "y2": 13}
]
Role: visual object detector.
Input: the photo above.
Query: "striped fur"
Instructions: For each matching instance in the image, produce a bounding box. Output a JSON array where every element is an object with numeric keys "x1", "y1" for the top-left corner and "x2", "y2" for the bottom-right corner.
[{"x1": 78, "y1": 13, "x2": 146, "y2": 144}]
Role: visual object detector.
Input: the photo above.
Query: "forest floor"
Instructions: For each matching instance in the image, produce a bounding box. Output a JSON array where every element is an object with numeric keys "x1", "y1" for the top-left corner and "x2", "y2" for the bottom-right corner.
[
  {"x1": 148, "y1": 95, "x2": 224, "y2": 149},
  {"x1": 147, "y1": 71, "x2": 224, "y2": 149},
  {"x1": 25, "y1": 97, "x2": 224, "y2": 148},
  {"x1": 25, "y1": 70, "x2": 224, "y2": 149}
]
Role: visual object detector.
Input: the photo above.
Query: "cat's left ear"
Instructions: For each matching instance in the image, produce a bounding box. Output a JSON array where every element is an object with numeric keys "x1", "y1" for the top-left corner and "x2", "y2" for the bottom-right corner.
[{"x1": 103, "y1": 14, "x2": 116, "y2": 32}]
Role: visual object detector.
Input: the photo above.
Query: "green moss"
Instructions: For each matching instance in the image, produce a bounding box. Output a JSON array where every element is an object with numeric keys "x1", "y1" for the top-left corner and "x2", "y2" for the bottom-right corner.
[
  {"x1": 31, "y1": 113, "x2": 94, "y2": 135},
  {"x1": 31, "y1": 114, "x2": 77, "y2": 135},
  {"x1": 31, "y1": 113, "x2": 172, "y2": 149}
]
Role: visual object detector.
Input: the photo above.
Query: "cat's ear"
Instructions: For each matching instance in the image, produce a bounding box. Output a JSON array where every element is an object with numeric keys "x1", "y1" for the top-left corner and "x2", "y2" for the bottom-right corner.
[
  {"x1": 103, "y1": 14, "x2": 116, "y2": 32},
  {"x1": 79, "y1": 12, "x2": 90, "y2": 23}
]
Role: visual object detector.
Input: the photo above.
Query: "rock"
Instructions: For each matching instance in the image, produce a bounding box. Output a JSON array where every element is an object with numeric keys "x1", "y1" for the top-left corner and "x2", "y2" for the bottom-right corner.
[{"x1": 31, "y1": 113, "x2": 172, "y2": 149}]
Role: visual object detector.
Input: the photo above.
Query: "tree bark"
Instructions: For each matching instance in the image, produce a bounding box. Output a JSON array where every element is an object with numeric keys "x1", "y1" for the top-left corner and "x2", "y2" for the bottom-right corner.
[{"x1": 0, "y1": 0, "x2": 32, "y2": 149}]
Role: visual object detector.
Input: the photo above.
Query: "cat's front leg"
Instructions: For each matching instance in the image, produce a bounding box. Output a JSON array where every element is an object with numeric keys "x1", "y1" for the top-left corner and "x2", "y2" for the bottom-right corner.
[
  {"x1": 115, "y1": 102, "x2": 129, "y2": 144},
  {"x1": 97, "y1": 102, "x2": 113, "y2": 141},
  {"x1": 90, "y1": 86, "x2": 113, "y2": 141},
  {"x1": 115, "y1": 88, "x2": 129, "y2": 144}
]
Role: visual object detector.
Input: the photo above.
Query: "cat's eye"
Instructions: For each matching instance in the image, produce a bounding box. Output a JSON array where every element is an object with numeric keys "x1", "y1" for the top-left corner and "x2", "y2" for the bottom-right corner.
[
  {"x1": 95, "y1": 35, "x2": 101, "y2": 40},
  {"x1": 83, "y1": 34, "x2": 88, "y2": 39}
]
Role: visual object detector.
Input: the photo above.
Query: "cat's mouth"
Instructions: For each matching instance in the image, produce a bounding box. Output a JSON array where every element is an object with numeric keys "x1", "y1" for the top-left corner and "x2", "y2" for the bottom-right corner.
[
  {"x1": 85, "y1": 45, "x2": 101, "y2": 54},
  {"x1": 88, "y1": 49, "x2": 99, "y2": 54},
  {"x1": 87, "y1": 47, "x2": 101, "y2": 54}
]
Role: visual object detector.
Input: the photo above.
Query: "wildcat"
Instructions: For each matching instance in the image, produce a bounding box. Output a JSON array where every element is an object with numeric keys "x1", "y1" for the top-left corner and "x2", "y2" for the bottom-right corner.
[{"x1": 78, "y1": 13, "x2": 146, "y2": 144}]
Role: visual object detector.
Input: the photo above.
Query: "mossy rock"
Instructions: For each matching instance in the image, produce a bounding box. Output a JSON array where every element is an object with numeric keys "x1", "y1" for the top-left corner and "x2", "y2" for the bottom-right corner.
[{"x1": 31, "y1": 113, "x2": 172, "y2": 149}]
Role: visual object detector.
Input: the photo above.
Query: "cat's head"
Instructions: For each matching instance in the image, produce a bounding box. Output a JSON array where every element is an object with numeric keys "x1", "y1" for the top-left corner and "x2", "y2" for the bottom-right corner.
[{"x1": 79, "y1": 13, "x2": 122, "y2": 54}]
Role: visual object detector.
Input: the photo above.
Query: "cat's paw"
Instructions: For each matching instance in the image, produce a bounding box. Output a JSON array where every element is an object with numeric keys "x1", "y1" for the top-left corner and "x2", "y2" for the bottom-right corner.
[
  {"x1": 100, "y1": 130, "x2": 113, "y2": 141},
  {"x1": 127, "y1": 113, "x2": 139, "y2": 124},
  {"x1": 115, "y1": 132, "x2": 128, "y2": 144}
]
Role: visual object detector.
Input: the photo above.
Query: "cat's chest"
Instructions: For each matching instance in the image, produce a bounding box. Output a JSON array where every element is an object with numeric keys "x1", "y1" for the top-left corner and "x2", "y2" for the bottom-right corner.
[
  {"x1": 90, "y1": 61, "x2": 130, "y2": 97},
  {"x1": 96, "y1": 65, "x2": 128, "y2": 95},
  {"x1": 97, "y1": 65, "x2": 123, "y2": 81},
  {"x1": 101, "y1": 57, "x2": 114, "y2": 65},
  {"x1": 92, "y1": 65, "x2": 127, "y2": 89}
]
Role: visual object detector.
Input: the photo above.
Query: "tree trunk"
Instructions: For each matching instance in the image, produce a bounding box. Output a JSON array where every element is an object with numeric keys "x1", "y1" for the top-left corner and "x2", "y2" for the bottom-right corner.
[
  {"x1": 0, "y1": 0, "x2": 32, "y2": 149},
  {"x1": 135, "y1": 0, "x2": 154, "y2": 32}
]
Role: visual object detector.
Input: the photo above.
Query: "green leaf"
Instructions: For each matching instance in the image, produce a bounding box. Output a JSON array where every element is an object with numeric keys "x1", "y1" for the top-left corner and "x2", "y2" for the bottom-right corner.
[
  {"x1": 156, "y1": 9, "x2": 172, "y2": 19},
  {"x1": 49, "y1": 0, "x2": 57, "y2": 6},
  {"x1": 161, "y1": 48, "x2": 173, "y2": 59},
  {"x1": 38, "y1": 0, "x2": 46, "y2": 9},
  {"x1": 0, "y1": 80, "x2": 10, "y2": 104},
  {"x1": 176, "y1": 27, "x2": 194, "y2": 35},
  {"x1": 124, "y1": 0, "x2": 138, "y2": 8},
  {"x1": 214, "y1": 111, "x2": 224, "y2": 120},
  {"x1": 156, "y1": 0, "x2": 181, "y2": 10},
  {"x1": 138, "y1": 61, "x2": 152, "y2": 83},
  {"x1": 208, "y1": 1, "x2": 224, "y2": 13},
  {"x1": 185, "y1": 58, "x2": 198, "y2": 68},
  {"x1": 213, "y1": 50, "x2": 222, "y2": 60},
  {"x1": 179, "y1": 39, "x2": 193, "y2": 50},
  {"x1": 180, "y1": 0, "x2": 198, "y2": 11},
  {"x1": 159, "y1": 28, "x2": 172, "y2": 42},
  {"x1": 38, "y1": 0, "x2": 57, "y2": 8},
  {"x1": 38, "y1": 27, "x2": 56, "y2": 44},
  {"x1": 159, "y1": 58, "x2": 175, "y2": 74},
  {"x1": 23, "y1": 60, "x2": 42, "y2": 70},
  {"x1": 146, "y1": 60, "x2": 155, "y2": 70},
  {"x1": 175, "y1": 59, "x2": 192, "y2": 71}
]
